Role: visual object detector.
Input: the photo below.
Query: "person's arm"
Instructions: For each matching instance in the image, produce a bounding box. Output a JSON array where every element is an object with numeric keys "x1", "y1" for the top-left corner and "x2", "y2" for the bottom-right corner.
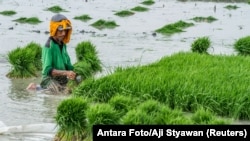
[{"x1": 51, "y1": 69, "x2": 76, "y2": 80}]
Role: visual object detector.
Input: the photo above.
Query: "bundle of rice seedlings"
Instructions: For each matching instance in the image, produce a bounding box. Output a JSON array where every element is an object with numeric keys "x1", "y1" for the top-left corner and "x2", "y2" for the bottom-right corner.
[
  {"x1": 108, "y1": 94, "x2": 139, "y2": 117},
  {"x1": 191, "y1": 107, "x2": 231, "y2": 124},
  {"x1": 24, "y1": 42, "x2": 42, "y2": 71},
  {"x1": 191, "y1": 36, "x2": 211, "y2": 54},
  {"x1": 55, "y1": 97, "x2": 89, "y2": 141},
  {"x1": 74, "y1": 41, "x2": 102, "y2": 77},
  {"x1": 7, "y1": 47, "x2": 36, "y2": 78},
  {"x1": 85, "y1": 103, "x2": 120, "y2": 139},
  {"x1": 234, "y1": 36, "x2": 250, "y2": 56}
]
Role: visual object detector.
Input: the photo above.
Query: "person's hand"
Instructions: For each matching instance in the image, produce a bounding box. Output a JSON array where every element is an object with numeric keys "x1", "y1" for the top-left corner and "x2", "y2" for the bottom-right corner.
[{"x1": 66, "y1": 71, "x2": 76, "y2": 80}]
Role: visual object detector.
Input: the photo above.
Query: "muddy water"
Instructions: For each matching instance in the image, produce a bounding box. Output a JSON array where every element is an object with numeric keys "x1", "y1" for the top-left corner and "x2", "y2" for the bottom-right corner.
[{"x1": 0, "y1": 0, "x2": 250, "y2": 140}]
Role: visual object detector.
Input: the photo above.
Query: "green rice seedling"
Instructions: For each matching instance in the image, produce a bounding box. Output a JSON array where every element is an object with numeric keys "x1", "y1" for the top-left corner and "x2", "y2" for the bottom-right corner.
[
  {"x1": 155, "y1": 20, "x2": 194, "y2": 35},
  {"x1": 131, "y1": 6, "x2": 149, "y2": 12},
  {"x1": 73, "y1": 52, "x2": 250, "y2": 120},
  {"x1": 13, "y1": 17, "x2": 42, "y2": 24},
  {"x1": 141, "y1": 0, "x2": 155, "y2": 6},
  {"x1": 67, "y1": 61, "x2": 93, "y2": 92},
  {"x1": 7, "y1": 47, "x2": 36, "y2": 78},
  {"x1": 108, "y1": 94, "x2": 139, "y2": 117},
  {"x1": 121, "y1": 100, "x2": 192, "y2": 124},
  {"x1": 121, "y1": 109, "x2": 155, "y2": 124},
  {"x1": 232, "y1": 93, "x2": 250, "y2": 120},
  {"x1": 85, "y1": 103, "x2": 120, "y2": 138},
  {"x1": 191, "y1": 107, "x2": 215, "y2": 124},
  {"x1": 224, "y1": 5, "x2": 240, "y2": 10},
  {"x1": 24, "y1": 42, "x2": 42, "y2": 71},
  {"x1": 73, "y1": 61, "x2": 93, "y2": 80},
  {"x1": 233, "y1": 36, "x2": 250, "y2": 55},
  {"x1": 74, "y1": 14, "x2": 92, "y2": 22},
  {"x1": 90, "y1": 19, "x2": 119, "y2": 30},
  {"x1": 191, "y1": 36, "x2": 211, "y2": 54},
  {"x1": 45, "y1": 5, "x2": 68, "y2": 13},
  {"x1": 191, "y1": 107, "x2": 230, "y2": 124},
  {"x1": 0, "y1": 10, "x2": 16, "y2": 16},
  {"x1": 75, "y1": 41, "x2": 102, "y2": 72},
  {"x1": 55, "y1": 97, "x2": 89, "y2": 141},
  {"x1": 191, "y1": 16, "x2": 217, "y2": 23},
  {"x1": 114, "y1": 10, "x2": 135, "y2": 17}
]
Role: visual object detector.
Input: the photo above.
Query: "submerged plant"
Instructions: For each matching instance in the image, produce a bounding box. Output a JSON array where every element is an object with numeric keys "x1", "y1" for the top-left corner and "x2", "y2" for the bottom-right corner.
[
  {"x1": 131, "y1": 6, "x2": 149, "y2": 12},
  {"x1": 141, "y1": 0, "x2": 155, "y2": 6},
  {"x1": 0, "y1": 10, "x2": 16, "y2": 16},
  {"x1": 46, "y1": 5, "x2": 68, "y2": 13},
  {"x1": 224, "y1": 5, "x2": 240, "y2": 10},
  {"x1": 13, "y1": 17, "x2": 42, "y2": 24},
  {"x1": 155, "y1": 20, "x2": 194, "y2": 35},
  {"x1": 114, "y1": 10, "x2": 135, "y2": 17},
  {"x1": 74, "y1": 14, "x2": 92, "y2": 22},
  {"x1": 234, "y1": 36, "x2": 250, "y2": 56},
  {"x1": 191, "y1": 36, "x2": 211, "y2": 54},
  {"x1": 91, "y1": 19, "x2": 119, "y2": 30},
  {"x1": 191, "y1": 16, "x2": 217, "y2": 23}
]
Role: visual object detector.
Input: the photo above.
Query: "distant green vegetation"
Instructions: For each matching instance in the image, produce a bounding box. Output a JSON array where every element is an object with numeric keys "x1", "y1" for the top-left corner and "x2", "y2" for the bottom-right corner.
[
  {"x1": 131, "y1": 6, "x2": 149, "y2": 12},
  {"x1": 141, "y1": 0, "x2": 155, "y2": 6},
  {"x1": 191, "y1": 16, "x2": 217, "y2": 23},
  {"x1": 74, "y1": 14, "x2": 92, "y2": 22},
  {"x1": 224, "y1": 5, "x2": 240, "y2": 10},
  {"x1": 45, "y1": 5, "x2": 68, "y2": 13},
  {"x1": 0, "y1": 10, "x2": 16, "y2": 16},
  {"x1": 13, "y1": 17, "x2": 42, "y2": 24},
  {"x1": 155, "y1": 20, "x2": 194, "y2": 35},
  {"x1": 114, "y1": 10, "x2": 135, "y2": 17},
  {"x1": 90, "y1": 19, "x2": 119, "y2": 30}
]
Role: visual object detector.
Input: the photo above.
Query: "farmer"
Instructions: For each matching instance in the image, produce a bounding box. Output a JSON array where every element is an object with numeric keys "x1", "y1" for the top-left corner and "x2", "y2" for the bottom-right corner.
[{"x1": 26, "y1": 14, "x2": 76, "y2": 93}]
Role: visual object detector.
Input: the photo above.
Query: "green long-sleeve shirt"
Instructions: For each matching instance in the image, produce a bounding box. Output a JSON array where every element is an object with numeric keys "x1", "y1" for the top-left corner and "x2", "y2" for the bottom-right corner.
[{"x1": 40, "y1": 37, "x2": 74, "y2": 88}]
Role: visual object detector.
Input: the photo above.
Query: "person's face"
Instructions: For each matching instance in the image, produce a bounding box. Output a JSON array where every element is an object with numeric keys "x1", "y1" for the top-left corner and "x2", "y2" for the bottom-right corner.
[{"x1": 54, "y1": 29, "x2": 68, "y2": 42}]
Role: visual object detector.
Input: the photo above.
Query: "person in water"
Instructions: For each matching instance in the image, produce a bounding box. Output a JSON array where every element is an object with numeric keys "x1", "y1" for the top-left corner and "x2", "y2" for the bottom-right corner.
[{"x1": 26, "y1": 14, "x2": 76, "y2": 93}]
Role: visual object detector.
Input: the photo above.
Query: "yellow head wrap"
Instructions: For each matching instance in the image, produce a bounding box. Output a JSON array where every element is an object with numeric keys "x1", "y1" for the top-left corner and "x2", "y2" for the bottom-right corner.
[{"x1": 50, "y1": 14, "x2": 72, "y2": 44}]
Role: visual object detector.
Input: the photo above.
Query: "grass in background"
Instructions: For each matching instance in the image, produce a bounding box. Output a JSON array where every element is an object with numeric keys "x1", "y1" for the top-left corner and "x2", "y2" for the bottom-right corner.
[
  {"x1": 131, "y1": 6, "x2": 149, "y2": 12},
  {"x1": 114, "y1": 10, "x2": 135, "y2": 17},
  {"x1": 74, "y1": 14, "x2": 92, "y2": 22},
  {"x1": 224, "y1": 5, "x2": 240, "y2": 10},
  {"x1": 0, "y1": 10, "x2": 16, "y2": 16},
  {"x1": 155, "y1": 20, "x2": 194, "y2": 35},
  {"x1": 13, "y1": 17, "x2": 42, "y2": 24},
  {"x1": 141, "y1": 0, "x2": 155, "y2": 6},
  {"x1": 45, "y1": 5, "x2": 68, "y2": 13},
  {"x1": 90, "y1": 19, "x2": 119, "y2": 30},
  {"x1": 191, "y1": 16, "x2": 217, "y2": 23}
]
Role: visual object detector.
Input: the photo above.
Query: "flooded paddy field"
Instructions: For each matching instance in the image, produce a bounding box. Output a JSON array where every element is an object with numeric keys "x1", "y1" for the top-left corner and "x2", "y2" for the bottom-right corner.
[{"x1": 0, "y1": 0, "x2": 249, "y2": 140}]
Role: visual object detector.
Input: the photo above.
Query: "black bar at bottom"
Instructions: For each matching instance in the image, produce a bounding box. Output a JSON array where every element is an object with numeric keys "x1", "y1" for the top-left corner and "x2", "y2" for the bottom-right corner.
[{"x1": 93, "y1": 125, "x2": 250, "y2": 141}]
